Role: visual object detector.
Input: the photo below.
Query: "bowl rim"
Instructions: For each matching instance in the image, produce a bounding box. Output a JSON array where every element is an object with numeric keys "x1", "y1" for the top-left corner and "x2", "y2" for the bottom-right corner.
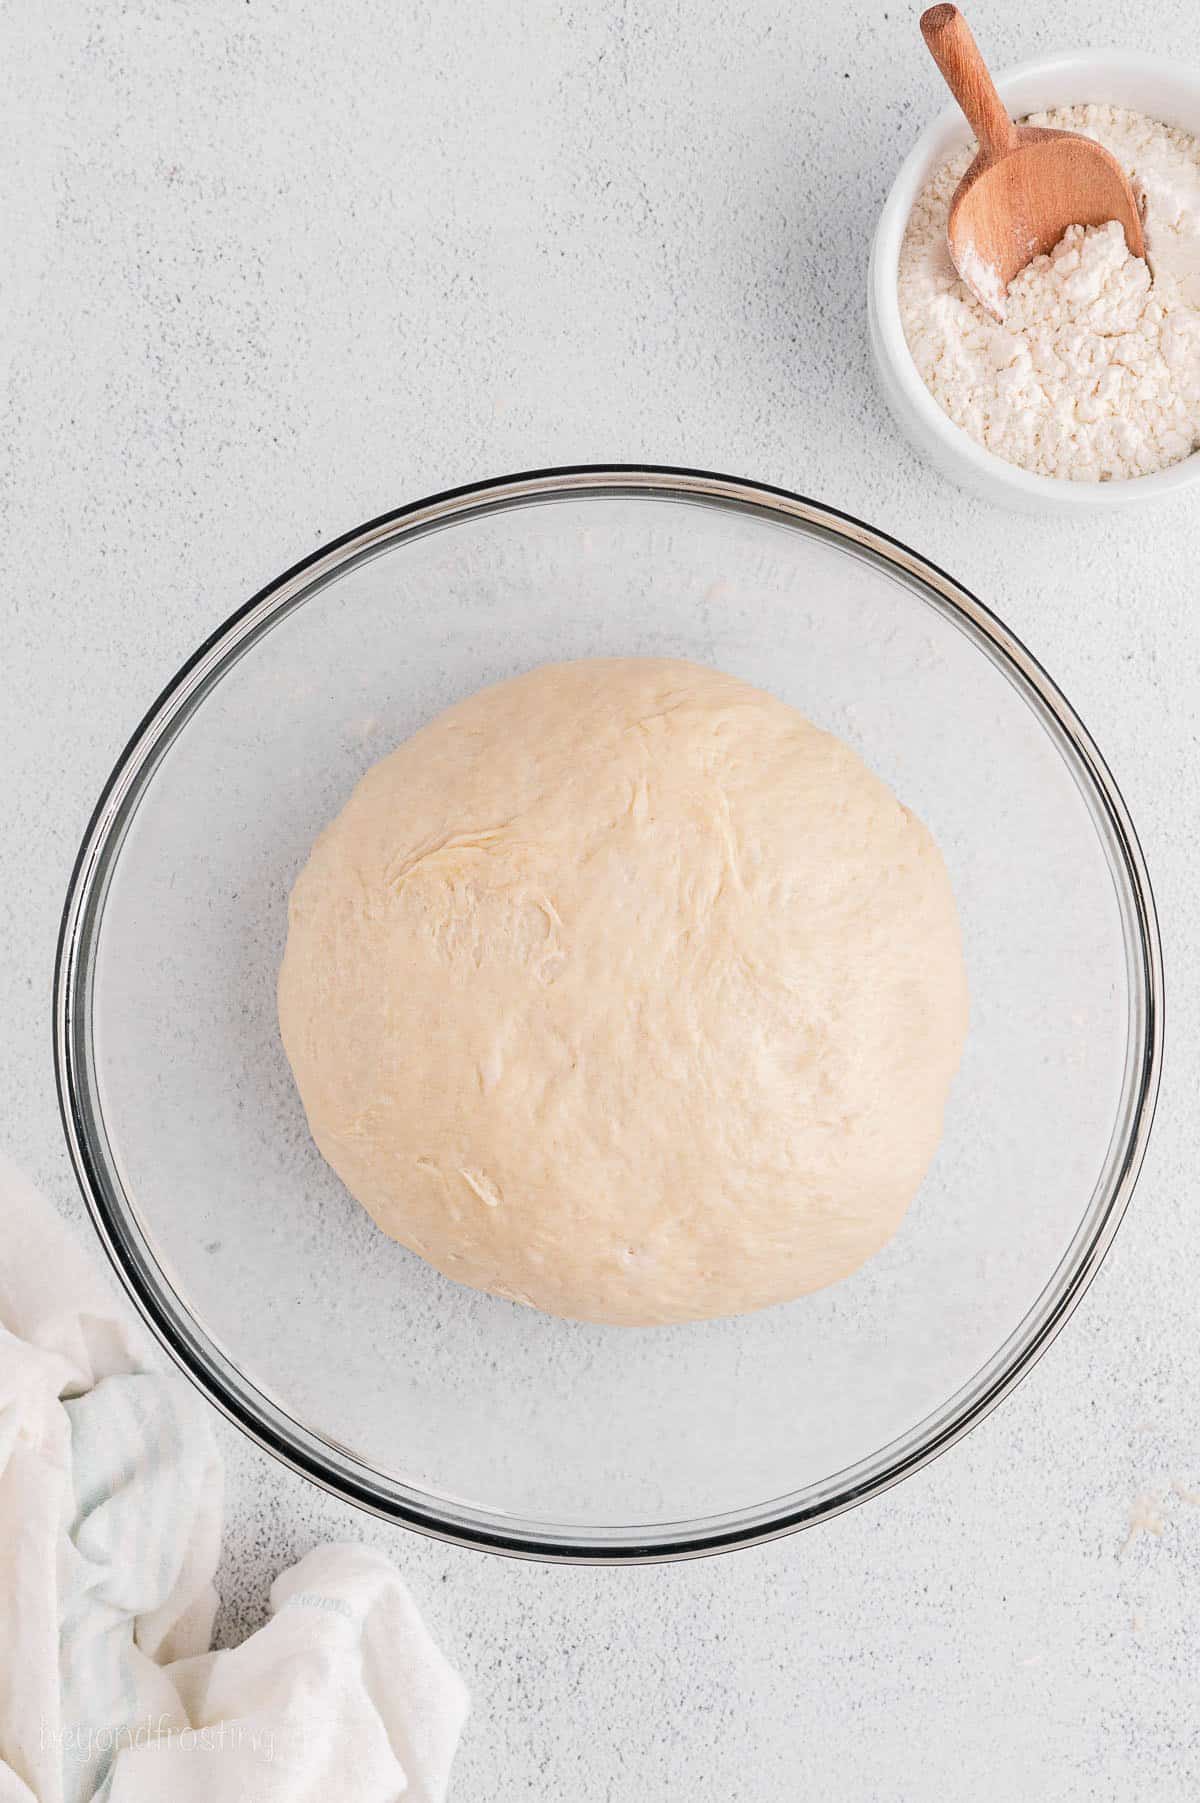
[
  {"x1": 53, "y1": 463, "x2": 1165, "y2": 1563},
  {"x1": 870, "y1": 48, "x2": 1200, "y2": 508}
]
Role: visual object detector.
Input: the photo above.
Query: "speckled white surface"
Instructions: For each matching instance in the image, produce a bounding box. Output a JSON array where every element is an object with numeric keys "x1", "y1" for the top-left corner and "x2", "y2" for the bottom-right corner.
[{"x1": 3, "y1": 1, "x2": 1199, "y2": 1796}]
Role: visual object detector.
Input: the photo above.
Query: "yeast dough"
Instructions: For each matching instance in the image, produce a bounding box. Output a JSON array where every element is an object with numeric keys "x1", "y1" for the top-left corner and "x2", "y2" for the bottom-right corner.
[{"x1": 278, "y1": 658, "x2": 968, "y2": 1326}]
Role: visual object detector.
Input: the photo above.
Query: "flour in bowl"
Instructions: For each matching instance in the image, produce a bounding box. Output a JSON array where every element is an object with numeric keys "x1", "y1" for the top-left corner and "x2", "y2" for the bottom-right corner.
[{"x1": 899, "y1": 105, "x2": 1200, "y2": 481}]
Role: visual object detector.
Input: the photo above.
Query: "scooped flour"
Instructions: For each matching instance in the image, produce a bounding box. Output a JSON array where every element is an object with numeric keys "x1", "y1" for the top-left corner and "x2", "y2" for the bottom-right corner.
[{"x1": 899, "y1": 104, "x2": 1200, "y2": 481}]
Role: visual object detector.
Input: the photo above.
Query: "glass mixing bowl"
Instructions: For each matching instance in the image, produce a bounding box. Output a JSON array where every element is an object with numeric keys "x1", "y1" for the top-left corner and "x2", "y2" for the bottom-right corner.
[{"x1": 55, "y1": 467, "x2": 1162, "y2": 1562}]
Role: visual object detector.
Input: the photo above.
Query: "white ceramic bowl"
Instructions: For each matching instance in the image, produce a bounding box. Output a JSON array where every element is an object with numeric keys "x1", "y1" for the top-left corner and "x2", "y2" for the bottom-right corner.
[{"x1": 869, "y1": 51, "x2": 1200, "y2": 513}]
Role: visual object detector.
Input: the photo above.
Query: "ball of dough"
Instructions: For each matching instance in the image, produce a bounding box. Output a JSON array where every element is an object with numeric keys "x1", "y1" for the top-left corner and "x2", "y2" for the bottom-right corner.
[{"x1": 279, "y1": 658, "x2": 967, "y2": 1326}]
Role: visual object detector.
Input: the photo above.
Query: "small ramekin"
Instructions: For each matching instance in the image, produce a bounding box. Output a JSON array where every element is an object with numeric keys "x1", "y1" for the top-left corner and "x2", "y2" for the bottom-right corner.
[{"x1": 869, "y1": 50, "x2": 1200, "y2": 513}]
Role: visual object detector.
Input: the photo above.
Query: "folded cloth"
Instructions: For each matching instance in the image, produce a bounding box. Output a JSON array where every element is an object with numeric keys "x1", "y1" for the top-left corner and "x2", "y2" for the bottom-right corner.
[{"x1": 0, "y1": 1153, "x2": 468, "y2": 1803}]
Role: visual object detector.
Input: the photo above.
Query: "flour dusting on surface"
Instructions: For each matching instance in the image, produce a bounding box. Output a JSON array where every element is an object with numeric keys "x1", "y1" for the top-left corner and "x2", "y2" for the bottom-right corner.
[{"x1": 1119, "y1": 1491, "x2": 1166, "y2": 1558}]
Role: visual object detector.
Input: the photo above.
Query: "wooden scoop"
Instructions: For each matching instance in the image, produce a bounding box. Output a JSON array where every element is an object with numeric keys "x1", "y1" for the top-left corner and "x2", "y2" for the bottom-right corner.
[{"x1": 919, "y1": 5, "x2": 1145, "y2": 317}]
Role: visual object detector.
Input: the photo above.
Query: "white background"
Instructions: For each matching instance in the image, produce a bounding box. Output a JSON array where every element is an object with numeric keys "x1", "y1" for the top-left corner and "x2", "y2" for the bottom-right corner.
[{"x1": 3, "y1": 1, "x2": 1198, "y2": 1796}]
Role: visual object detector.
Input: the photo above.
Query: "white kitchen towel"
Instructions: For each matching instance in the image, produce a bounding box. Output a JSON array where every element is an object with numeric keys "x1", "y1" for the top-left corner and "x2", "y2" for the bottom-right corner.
[{"x1": 0, "y1": 1152, "x2": 468, "y2": 1803}]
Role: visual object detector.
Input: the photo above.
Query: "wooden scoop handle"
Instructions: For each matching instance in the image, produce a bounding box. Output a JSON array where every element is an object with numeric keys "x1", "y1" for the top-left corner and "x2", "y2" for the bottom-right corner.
[{"x1": 920, "y1": 6, "x2": 1018, "y2": 162}]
